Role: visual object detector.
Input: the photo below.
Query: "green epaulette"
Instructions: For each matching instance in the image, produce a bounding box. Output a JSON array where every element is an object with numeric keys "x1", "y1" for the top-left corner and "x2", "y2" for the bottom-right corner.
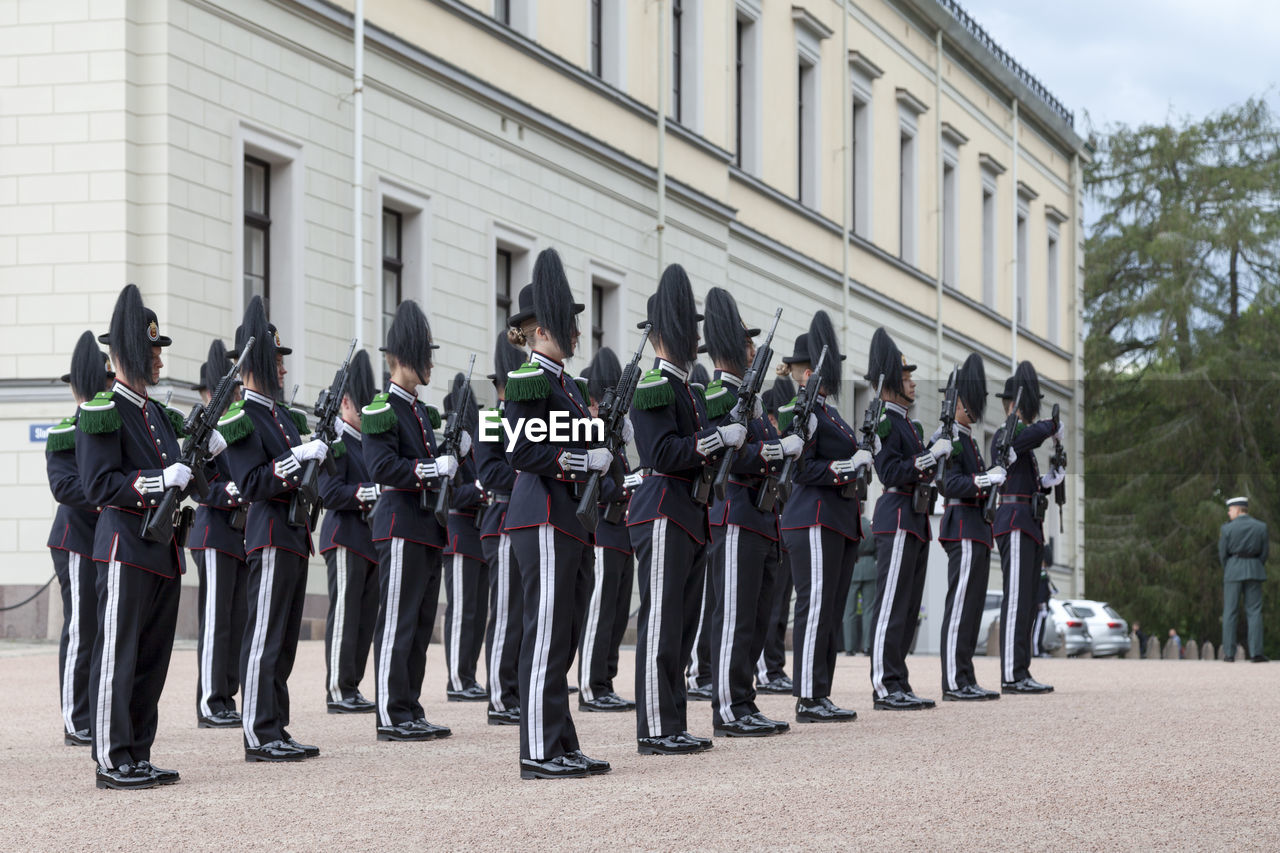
[
  {"x1": 912, "y1": 420, "x2": 925, "y2": 442},
  {"x1": 633, "y1": 368, "x2": 674, "y2": 410},
  {"x1": 78, "y1": 391, "x2": 122, "y2": 434},
  {"x1": 505, "y1": 363, "x2": 551, "y2": 402},
  {"x1": 330, "y1": 439, "x2": 347, "y2": 460},
  {"x1": 876, "y1": 411, "x2": 892, "y2": 440},
  {"x1": 777, "y1": 396, "x2": 798, "y2": 433},
  {"x1": 46, "y1": 416, "x2": 77, "y2": 453},
  {"x1": 425, "y1": 405, "x2": 441, "y2": 431},
  {"x1": 703, "y1": 379, "x2": 735, "y2": 419},
  {"x1": 574, "y1": 377, "x2": 591, "y2": 406},
  {"x1": 288, "y1": 407, "x2": 311, "y2": 436},
  {"x1": 1014, "y1": 421, "x2": 1027, "y2": 436},
  {"x1": 690, "y1": 383, "x2": 707, "y2": 407},
  {"x1": 217, "y1": 400, "x2": 254, "y2": 444},
  {"x1": 163, "y1": 405, "x2": 187, "y2": 438},
  {"x1": 361, "y1": 393, "x2": 396, "y2": 435}
]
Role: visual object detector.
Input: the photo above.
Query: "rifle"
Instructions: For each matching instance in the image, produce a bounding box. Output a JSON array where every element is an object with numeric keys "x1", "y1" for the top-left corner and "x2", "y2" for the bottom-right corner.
[
  {"x1": 755, "y1": 344, "x2": 828, "y2": 512},
  {"x1": 162, "y1": 389, "x2": 173, "y2": 407},
  {"x1": 432, "y1": 354, "x2": 477, "y2": 525},
  {"x1": 711, "y1": 308, "x2": 782, "y2": 503},
  {"x1": 576, "y1": 324, "x2": 651, "y2": 531},
  {"x1": 142, "y1": 337, "x2": 254, "y2": 544},
  {"x1": 856, "y1": 374, "x2": 885, "y2": 501},
  {"x1": 983, "y1": 387, "x2": 1022, "y2": 524},
  {"x1": 935, "y1": 366, "x2": 959, "y2": 494},
  {"x1": 289, "y1": 338, "x2": 358, "y2": 528},
  {"x1": 1049, "y1": 402, "x2": 1067, "y2": 533}
]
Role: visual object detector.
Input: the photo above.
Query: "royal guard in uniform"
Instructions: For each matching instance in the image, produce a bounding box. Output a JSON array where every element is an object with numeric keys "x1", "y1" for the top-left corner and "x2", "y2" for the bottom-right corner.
[
  {"x1": 685, "y1": 363, "x2": 714, "y2": 702},
  {"x1": 993, "y1": 361, "x2": 1063, "y2": 694},
  {"x1": 577, "y1": 347, "x2": 640, "y2": 714},
  {"x1": 442, "y1": 372, "x2": 490, "y2": 702},
  {"x1": 937, "y1": 354, "x2": 1004, "y2": 701},
  {"x1": 502, "y1": 248, "x2": 615, "y2": 779},
  {"x1": 219, "y1": 297, "x2": 326, "y2": 762},
  {"x1": 190, "y1": 339, "x2": 249, "y2": 728},
  {"x1": 702, "y1": 288, "x2": 797, "y2": 736},
  {"x1": 866, "y1": 327, "x2": 951, "y2": 711},
  {"x1": 47, "y1": 331, "x2": 112, "y2": 747},
  {"x1": 778, "y1": 312, "x2": 868, "y2": 723},
  {"x1": 477, "y1": 333, "x2": 525, "y2": 726},
  {"x1": 629, "y1": 266, "x2": 741, "y2": 756},
  {"x1": 361, "y1": 300, "x2": 459, "y2": 741},
  {"x1": 318, "y1": 348, "x2": 380, "y2": 714},
  {"x1": 755, "y1": 376, "x2": 796, "y2": 695},
  {"x1": 78, "y1": 285, "x2": 205, "y2": 788}
]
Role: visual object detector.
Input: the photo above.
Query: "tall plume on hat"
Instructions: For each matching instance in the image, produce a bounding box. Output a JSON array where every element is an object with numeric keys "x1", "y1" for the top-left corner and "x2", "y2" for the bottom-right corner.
[
  {"x1": 703, "y1": 287, "x2": 749, "y2": 377},
  {"x1": 532, "y1": 248, "x2": 578, "y2": 358},
  {"x1": 491, "y1": 331, "x2": 526, "y2": 392},
  {"x1": 346, "y1": 349, "x2": 377, "y2": 411},
  {"x1": 69, "y1": 330, "x2": 110, "y2": 402},
  {"x1": 107, "y1": 284, "x2": 155, "y2": 387},
  {"x1": 956, "y1": 353, "x2": 987, "y2": 422},
  {"x1": 584, "y1": 346, "x2": 622, "y2": 403},
  {"x1": 201, "y1": 339, "x2": 231, "y2": 396},
  {"x1": 653, "y1": 263, "x2": 700, "y2": 366},
  {"x1": 806, "y1": 310, "x2": 843, "y2": 400},
  {"x1": 236, "y1": 295, "x2": 280, "y2": 398},
  {"x1": 444, "y1": 371, "x2": 478, "y2": 435},
  {"x1": 1011, "y1": 360, "x2": 1041, "y2": 421},
  {"x1": 865, "y1": 327, "x2": 907, "y2": 397},
  {"x1": 383, "y1": 299, "x2": 434, "y2": 383}
]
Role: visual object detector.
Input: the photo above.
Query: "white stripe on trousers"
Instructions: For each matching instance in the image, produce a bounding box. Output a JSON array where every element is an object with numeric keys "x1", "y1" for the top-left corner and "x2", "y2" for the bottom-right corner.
[
  {"x1": 242, "y1": 547, "x2": 277, "y2": 748},
  {"x1": 686, "y1": 580, "x2": 708, "y2": 688},
  {"x1": 528, "y1": 525, "x2": 556, "y2": 760},
  {"x1": 199, "y1": 549, "x2": 220, "y2": 716},
  {"x1": 488, "y1": 535, "x2": 511, "y2": 712},
  {"x1": 579, "y1": 546, "x2": 606, "y2": 702},
  {"x1": 643, "y1": 519, "x2": 668, "y2": 737},
  {"x1": 1032, "y1": 609, "x2": 1046, "y2": 656},
  {"x1": 799, "y1": 526, "x2": 824, "y2": 699},
  {"x1": 327, "y1": 548, "x2": 349, "y2": 703},
  {"x1": 1004, "y1": 536, "x2": 1020, "y2": 683},
  {"x1": 714, "y1": 525, "x2": 741, "y2": 723},
  {"x1": 871, "y1": 530, "x2": 906, "y2": 698},
  {"x1": 61, "y1": 552, "x2": 81, "y2": 733},
  {"x1": 944, "y1": 540, "x2": 973, "y2": 691},
  {"x1": 448, "y1": 553, "x2": 465, "y2": 691},
  {"x1": 94, "y1": 545, "x2": 120, "y2": 768},
  {"x1": 376, "y1": 538, "x2": 405, "y2": 727}
]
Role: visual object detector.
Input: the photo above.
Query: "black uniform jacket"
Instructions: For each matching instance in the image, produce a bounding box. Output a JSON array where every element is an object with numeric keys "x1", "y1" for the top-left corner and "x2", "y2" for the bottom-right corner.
[
  {"x1": 189, "y1": 453, "x2": 247, "y2": 560},
  {"x1": 362, "y1": 382, "x2": 447, "y2": 548},
  {"x1": 871, "y1": 401, "x2": 933, "y2": 542},
  {"x1": 475, "y1": 404, "x2": 517, "y2": 540},
  {"x1": 318, "y1": 419, "x2": 377, "y2": 562},
  {"x1": 705, "y1": 371, "x2": 783, "y2": 541},
  {"x1": 46, "y1": 412, "x2": 99, "y2": 557},
  {"x1": 779, "y1": 392, "x2": 862, "y2": 541},
  {"x1": 445, "y1": 451, "x2": 485, "y2": 561},
  {"x1": 938, "y1": 423, "x2": 993, "y2": 548},
  {"x1": 992, "y1": 419, "x2": 1055, "y2": 543}
]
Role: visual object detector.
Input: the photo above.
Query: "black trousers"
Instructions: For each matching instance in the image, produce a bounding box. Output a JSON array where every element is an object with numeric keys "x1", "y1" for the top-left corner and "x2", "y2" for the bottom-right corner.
[
  {"x1": 709, "y1": 525, "x2": 777, "y2": 724},
  {"x1": 444, "y1": 553, "x2": 490, "y2": 693},
  {"x1": 940, "y1": 539, "x2": 992, "y2": 692},
  {"x1": 195, "y1": 548, "x2": 247, "y2": 717},
  {"x1": 756, "y1": 551, "x2": 792, "y2": 685},
  {"x1": 241, "y1": 547, "x2": 308, "y2": 748},
  {"x1": 579, "y1": 545, "x2": 634, "y2": 701},
  {"x1": 686, "y1": 576, "x2": 714, "y2": 689},
  {"x1": 997, "y1": 531, "x2": 1042, "y2": 684},
  {"x1": 632, "y1": 518, "x2": 707, "y2": 739},
  {"x1": 89, "y1": 558, "x2": 179, "y2": 770},
  {"x1": 372, "y1": 537, "x2": 442, "y2": 727},
  {"x1": 53, "y1": 549, "x2": 96, "y2": 735},
  {"x1": 870, "y1": 530, "x2": 929, "y2": 699},
  {"x1": 323, "y1": 547, "x2": 378, "y2": 703},
  {"x1": 510, "y1": 524, "x2": 593, "y2": 761},
  {"x1": 482, "y1": 532, "x2": 522, "y2": 714},
  {"x1": 785, "y1": 526, "x2": 856, "y2": 700}
]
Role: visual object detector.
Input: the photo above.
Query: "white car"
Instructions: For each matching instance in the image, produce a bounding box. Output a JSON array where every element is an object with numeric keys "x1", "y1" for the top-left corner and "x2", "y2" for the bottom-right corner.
[
  {"x1": 974, "y1": 594, "x2": 1089, "y2": 656},
  {"x1": 1063, "y1": 599, "x2": 1131, "y2": 658}
]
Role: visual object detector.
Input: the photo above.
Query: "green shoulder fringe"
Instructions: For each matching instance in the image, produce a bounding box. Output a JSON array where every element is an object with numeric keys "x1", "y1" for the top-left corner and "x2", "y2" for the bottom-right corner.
[
  {"x1": 776, "y1": 396, "x2": 799, "y2": 433},
  {"x1": 876, "y1": 412, "x2": 892, "y2": 440},
  {"x1": 288, "y1": 408, "x2": 311, "y2": 436},
  {"x1": 633, "y1": 368, "x2": 674, "y2": 410},
  {"x1": 912, "y1": 420, "x2": 925, "y2": 442},
  {"x1": 504, "y1": 364, "x2": 551, "y2": 402},
  {"x1": 361, "y1": 393, "x2": 397, "y2": 435},
  {"x1": 46, "y1": 417, "x2": 77, "y2": 453},
  {"x1": 425, "y1": 405, "x2": 442, "y2": 431},
  {"x1": 217, "y1": 400, "x2": 254, "y2": 445},
  {"x1": 574, "y1": 377, "x2": 591, "y2": 407},
  {"x1": 330, "y1": 439, "x2": 347, "y2": 460},
  {"x1": 78, "y1": 391, "x2": 122, "y2": 434},
  {"x1": 163, "y1": 405, "x2": 187, "y2": 438},
  {"x1": 702, "y1": 379, "x2": 735, "y2": 420}
]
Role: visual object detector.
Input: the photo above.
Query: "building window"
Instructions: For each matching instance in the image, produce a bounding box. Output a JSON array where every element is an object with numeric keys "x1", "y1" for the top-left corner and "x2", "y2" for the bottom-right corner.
[
  {"x1": 494, "y1": 0, "x2": 534, "y2": 38},
  {"x1": 793, "y1": 10, "x2": 828, "y2": 209},
  {"x1": 382, "y1": 209, "x2": 403, "y2": 344},
  {"x1": 734, "y1": 2, "x2": 762, "y2": 174},
  {"x1": 495, "y1": 248, "x2": 513, "y2": 334},
  {"x1": 495, "y1": 0, "x2": 510, "y2": 25},
  {"x1": 1016, "y1": 209, "x2": 1028, "y2": 327},
  {"x1": 591, "y1": 0, "x2": 603, "y2": 76},
  {"x1": 735, "y1": 18, "x2": 744, "y2": 164},
  {"x1": 493, "y1": 224, "x2": 535, "y2": 340},
  {"x1": 587, "y1": 0, "x2": 625, "y2": 88},
  {"x1": 1047, "y1": 230, "x2": 1060, "y2": 345},
  {"x1": 243, "y1": 156, "x2": 270, "y2": 307},
  {"x1": 587, "y1": 264, "x2": 623, "y2": 359},
  {"x1": 978, "y1": 153, "x2": 1005, "y2": 310},
  {"x1": 848, "y1": 53, "x2": 880, "y2": 240},
  {"x1": 797, "y1": 60, "x2": 809, "y2": 201},
  {"x1": 672, "y1": 0, "x2": 684, "y2": 123},
  {"x1": 895, "y1": 89, "x2": 926, "y2": 266},
  {"x1": 592, "y1": 283, "x2": 606, "y2": 353},
  {"x1": 942, "y1": 161, "x2": 957, "y2": 287}
]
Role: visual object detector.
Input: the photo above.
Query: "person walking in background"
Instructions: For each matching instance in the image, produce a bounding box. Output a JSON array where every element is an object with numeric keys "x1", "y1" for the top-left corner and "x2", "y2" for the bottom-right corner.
[
  {"x1": 1219, "y1": 496, "x2": 1268, "y2": 663},
  {"x1": 842, "y1": 516, "x2": 876, "y2": 656},
  {"x1": 1167, "y1": 628, "x2": 1182, "y2": 659}
]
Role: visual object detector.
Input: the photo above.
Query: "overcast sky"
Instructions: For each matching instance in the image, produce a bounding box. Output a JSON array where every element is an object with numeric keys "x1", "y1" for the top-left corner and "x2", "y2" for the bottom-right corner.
[{"x1": 957, "y1": 0, "x2": 1280, "y2": 133}]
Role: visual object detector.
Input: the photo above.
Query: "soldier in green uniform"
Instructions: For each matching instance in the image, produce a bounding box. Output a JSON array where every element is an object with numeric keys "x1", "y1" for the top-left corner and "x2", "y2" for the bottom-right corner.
[{"x1": 1219, "y1": 496, "x2": 1268, "y2": 662}]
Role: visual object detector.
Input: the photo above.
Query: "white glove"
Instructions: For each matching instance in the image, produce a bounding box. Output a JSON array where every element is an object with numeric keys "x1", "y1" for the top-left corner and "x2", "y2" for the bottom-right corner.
[
  {"x1": 1003, "y1": 447, "x2": 1018, "y2": 467},
  {"x1": 928, "y1": 423, "x2": 959, "y2": 444},
  {"x1": 851, "y1": 448, "x2": 874, "y2": 473},
  {"x1": 717, "y1": 423, "x2": 748, "y2": 449},
  {"x1": 291, "y1": 439, "x2": 328, "y2": 463},
  {"x1": 622, "y1": 472, "x2": 644, "y2": 491},
  {"x1": 975, "y1": 465, "x2": 1006, "y2": 490},
  {"x1": 434, "y1": 455, "x2": 458, "y2": 480},
  {"x1": 622, "y1": 417, "x2": 635, "y2": 445},
  {"x1": 869, "y1": 433, "x2": 882, "y2": 455},
  {"x1": 1054, "y1": 419, "x2": 1066, "y2": 442},
  {"x1": 458, "y1": 430, "x2": 472, "y2": 458},
  {"x1": 752, "y1": 397, "x2": 764, "y2": 421},
  {"x1": 779, "y1": 434, "x2": 805, "y2": 459},
  {"x1": 929, "y1": 438, "x2": 952, "y2": 460},
  {"x1": 586, "y1": 447, "x2": 613, "y2": 473},
  {"x1": 356, "y1": 484, "x2": 380, "y2": 503},
  {"x1": 207, "y1": 430, "x2": 228, "y2": 458},
  {"x1": 161, "y1": 462, "x2": 192, "y2": 490},
  {"x1": 806, "y1": 413, "x2": 819, "y2": 436},
  {"x1": 1040, "y1": 466, "x2": 1065, "y2": 489}
]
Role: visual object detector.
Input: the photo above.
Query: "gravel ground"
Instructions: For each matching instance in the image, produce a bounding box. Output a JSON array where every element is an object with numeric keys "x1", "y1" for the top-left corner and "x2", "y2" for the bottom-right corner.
[{"x1": 1, "y1": 641, "x2": 1275, "y2": 851}]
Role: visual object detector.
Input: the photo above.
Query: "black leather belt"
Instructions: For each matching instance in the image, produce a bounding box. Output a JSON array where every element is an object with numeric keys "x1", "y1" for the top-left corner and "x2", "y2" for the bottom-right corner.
[
  {"x1": 885, "y1": 487, "x2": 916, "y2": 496},
  {"x1": 490, "y1": 492, "x2": 511, "y2": 504},
  {"x1": 999, "y1": 496, "x2": 1033, "y2": 505},
  {"x1": 945, "y1": 500, "x2": 980, "y2": 508}
]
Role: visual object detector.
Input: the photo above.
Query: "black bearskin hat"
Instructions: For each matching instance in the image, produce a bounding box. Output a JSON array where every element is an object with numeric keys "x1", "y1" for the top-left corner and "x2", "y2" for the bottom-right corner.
[
  {"x1": 489, "y1": 332, "x2": 526, "y2": 390},
  {"x1": 195, "y1": 339, "x2": 232, "y2": 396},
  {"x1": 106, "y1": 284, "x2": 160, "y2": 387},
  {"x1": 380, "y1": 299, "x2": 437, "y2": 383},
  {"x1": 443, "y1": 371, "x2": 479, "y2": 436},
  {"x1": 651, "y1": 264, "x2": 701, "y2": 367},
  {"x1": 701, "y1": 287, "x2": 752, "y2": 377},
  {"x1": 66, "y1": 330, "x2": 111, "y2": 402},
  {"x1": 584, "y1": 347, "x2": 622, "y2": 403},
  {"x1": 806, "y1": 310, "x2": 844, "y2": 400},
  {"x1": 997, "y1": 360, "x2": 1042, "y2": 421},
  {"x1": 346, "y1": 349, "x2": 376, "y2": 411},
  {"x1": 234, "y1": 295, "x2": 280, "y2": 398},
  {"x1": 955, "y1": 353, "x2": 987, "y2": 422},
  {"x1": 689, "y1": 362, "x2": 710, "y2": 390},
  {"x1": 532, "y1": 248, "x2": 580, "y2": 358},
  {"x1": 761, "y1": 375, "x2": 796, "y2": 415},
  {"x1": 864, "y1": 327, "x2": 916, "y2": 397}
]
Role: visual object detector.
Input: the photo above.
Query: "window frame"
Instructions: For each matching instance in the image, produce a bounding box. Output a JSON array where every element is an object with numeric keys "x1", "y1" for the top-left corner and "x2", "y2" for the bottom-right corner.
[{"x1": 243, "y1": 155, "x2": 271, "y2": 308}]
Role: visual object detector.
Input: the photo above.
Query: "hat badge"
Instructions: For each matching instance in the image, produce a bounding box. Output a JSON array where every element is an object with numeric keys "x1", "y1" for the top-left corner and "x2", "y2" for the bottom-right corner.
[
  {"x1": 147, "y1": 320, "x2": 159, "y2": 342},
  {"x1": 273, "y1": 330, "x2": 281, "y2": 347}
]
